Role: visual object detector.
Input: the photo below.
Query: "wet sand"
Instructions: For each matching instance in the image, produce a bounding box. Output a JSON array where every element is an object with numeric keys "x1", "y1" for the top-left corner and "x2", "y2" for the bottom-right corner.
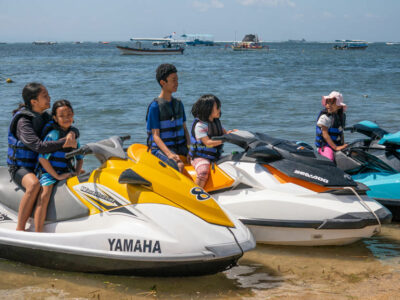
[{"x1": 1, "y1": 224, "x2": 400, "y2": 299}]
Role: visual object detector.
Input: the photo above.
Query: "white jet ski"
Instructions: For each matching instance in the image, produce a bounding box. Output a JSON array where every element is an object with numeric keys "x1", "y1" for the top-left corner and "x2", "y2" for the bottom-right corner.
[
  {"x1": 181, "y1": 131, "x2": 392, "y2": 246},
  {"x1": 0, "y1": 136, "x2": 255, "y2": 275}
]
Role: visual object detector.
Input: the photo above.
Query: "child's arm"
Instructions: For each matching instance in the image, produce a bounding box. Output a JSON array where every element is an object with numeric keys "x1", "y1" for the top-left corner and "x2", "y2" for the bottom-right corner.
[
  {"x1": 321, "y1": 126, "x2": 348, "y2": 151},
  {"x1": 183, "y1": 122, "x2": 191, "y2": 149},
  {"x1": 75, "y1": 159, "x2": 83, "y2": 175},
  {"x1": 200, "y1": 136, "x2": 223, "y2": 147},
  {"x1": 152, "y1": 129, "x2": 180, "y2": 161},
  {"x1": 39, "y1": 158, "x2": 71, "y2": 181}
]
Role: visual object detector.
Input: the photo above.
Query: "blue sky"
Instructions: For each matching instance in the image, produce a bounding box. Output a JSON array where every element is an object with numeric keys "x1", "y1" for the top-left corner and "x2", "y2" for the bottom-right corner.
[{"x1": 1, "y1": 0, "x2": 399, "y2": 42}]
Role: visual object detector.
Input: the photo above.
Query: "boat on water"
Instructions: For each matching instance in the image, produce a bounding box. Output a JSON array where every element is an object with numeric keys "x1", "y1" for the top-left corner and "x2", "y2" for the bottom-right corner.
[
  {"x1": 182, "y1": 34, "x2": 215, "y2": 46},
  {"x1": 117, "y1": 38, "x2": 185, "y2": 55},
  {"x1": 333, "y1": 40, "x2": 368, "y2": 50},
  {"x1": 286, "y1": 39, "x2": 306, "y2": 43},
  {"x1": 33, "y1": 41, "x2": 57, "y2": 45},
  {"x1": 232, "y1": 34, "x2": 268, "y2": 51}
]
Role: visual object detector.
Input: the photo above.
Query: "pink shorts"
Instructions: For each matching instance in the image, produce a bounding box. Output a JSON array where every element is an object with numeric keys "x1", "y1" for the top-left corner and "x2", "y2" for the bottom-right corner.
[
  {"x1": 191, "y1": 158, "x2": 210, "y2": 181},
  {"x1": 318, "y1": 146, "x2": 335, "y2": 161}
]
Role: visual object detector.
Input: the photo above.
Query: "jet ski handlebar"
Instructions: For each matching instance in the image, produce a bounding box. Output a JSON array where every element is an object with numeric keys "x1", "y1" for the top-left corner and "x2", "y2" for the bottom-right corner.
[
  {"x1": 65, "y1": 146, "x2": 90, "y2": 160},
  {"x1": 65, "y1": 135, "x2": 131, "y2": 160}
]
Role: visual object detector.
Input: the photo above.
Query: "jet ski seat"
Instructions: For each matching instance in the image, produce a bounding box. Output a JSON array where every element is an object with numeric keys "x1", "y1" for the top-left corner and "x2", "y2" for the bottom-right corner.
[{"x1": 0, "y1": 167, "x2": 89, "y2": 222}]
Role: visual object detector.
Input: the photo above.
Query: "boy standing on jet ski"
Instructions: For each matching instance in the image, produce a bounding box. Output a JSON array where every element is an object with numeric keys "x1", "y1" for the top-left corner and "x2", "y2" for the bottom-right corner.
[
  {"x1": 7, "y1": 83, "x2": 77, "y2": 231},
  {"x1": 35, "y1": 100, "x2": 83, "y2": 232},
  {"x1": 146, "y1": 64, "x2": 190, "y2": 172},
  {"x1": 315, "y1": 91, "x2": 348, "y2": 161}
]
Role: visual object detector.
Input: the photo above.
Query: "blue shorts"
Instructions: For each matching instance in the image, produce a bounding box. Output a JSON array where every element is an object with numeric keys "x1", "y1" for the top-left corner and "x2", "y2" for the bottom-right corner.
[{"x1": 39, "y1": 172, "x2": 57, "y2": 186}]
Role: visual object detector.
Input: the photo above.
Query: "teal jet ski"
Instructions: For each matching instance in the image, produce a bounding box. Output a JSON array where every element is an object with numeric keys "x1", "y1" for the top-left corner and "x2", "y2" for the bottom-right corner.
[{"x1": 335, "y1": 121, "x2": 400, "y2": 219}]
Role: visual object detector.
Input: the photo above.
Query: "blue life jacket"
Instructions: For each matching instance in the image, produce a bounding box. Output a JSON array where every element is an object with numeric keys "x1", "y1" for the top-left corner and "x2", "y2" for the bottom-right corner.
[
  {"x1": 189, "y1": 118, "x2": 224, "y2": 161},
  {"x1": 315, "y1": 109, "x2": 346, "y2": 148},
  {"x1": 7, "y1": 108, "x2": 48, "y2": 169},
  {"x1": 40, "y1": 126, "x2": 75, "y2": 174},
  {"x1": 146, "y1": 97, "x2": 187, "y2": 154}
]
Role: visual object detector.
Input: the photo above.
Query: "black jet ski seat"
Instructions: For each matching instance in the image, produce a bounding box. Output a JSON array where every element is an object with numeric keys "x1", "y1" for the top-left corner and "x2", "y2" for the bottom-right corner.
[{"x1": 0, "y1": 167, "x2": 89, "y2": 222}]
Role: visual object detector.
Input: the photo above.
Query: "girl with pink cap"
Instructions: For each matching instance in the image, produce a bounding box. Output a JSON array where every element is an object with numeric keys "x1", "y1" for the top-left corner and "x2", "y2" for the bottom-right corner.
[{"x1": 315, "y1": 91, "x2": 348, "y2": 161}]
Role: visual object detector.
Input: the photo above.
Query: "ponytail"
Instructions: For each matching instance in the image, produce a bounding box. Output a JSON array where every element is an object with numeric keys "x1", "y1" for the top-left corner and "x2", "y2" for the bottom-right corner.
[{"x1": 12, "y1": 103, "x2": 26, "y2": 115}]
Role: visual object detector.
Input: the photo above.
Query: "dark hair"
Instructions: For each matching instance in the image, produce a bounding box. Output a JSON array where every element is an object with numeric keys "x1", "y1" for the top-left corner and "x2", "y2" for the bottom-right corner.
[
  {"x1": 13, "y1": 82, "x2": 44, "y2": 114},
  {"x1": 191, "y1": 94, "x2": 221, "y2": 122},
  {"x1": 156, "y1": 63, "x2": 177, "y2": 86},
  {"x1": 52, "y1": 99, "x2": 74, "y2": 118},
  {"x1": 337, "y1": 107, "x2": 346, "y2": 127}
]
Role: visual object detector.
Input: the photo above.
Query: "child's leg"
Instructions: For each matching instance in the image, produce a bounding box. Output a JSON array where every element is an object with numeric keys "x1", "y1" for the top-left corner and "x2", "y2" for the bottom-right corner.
[
  {"x1": 34, "y1": 184, "x2": 54, "y2": 233},
  {"x1": 318, "y1": 146, "x2": 335, "y2": 161},
  {"x1": 16, "y1": 171, "x2": 41, "y2": 231},
  {"x1": 191, "y1": 158, "x2": 211, "y2": 188}
]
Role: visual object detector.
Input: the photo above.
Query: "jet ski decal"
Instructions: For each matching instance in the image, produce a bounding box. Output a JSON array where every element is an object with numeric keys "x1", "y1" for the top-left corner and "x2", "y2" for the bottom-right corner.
[
  {"x1": 0, "y1": 212, "x2": 12, "y2": 222},
  {"x1": 74, "y1": 183, "x2": 136, "y2": 216},
  {"x1": 293, "y1": 169, "x2": 329, "y2": 184},
  {"x1": 264, "y1": 165, "x2": 332, "y2": 193},
  {"x1": 108, "y1": 238, "x2": 161, "y2": 253},
  {"x1": 190, "y1": 187, "x2": 211, "y2": 201}
]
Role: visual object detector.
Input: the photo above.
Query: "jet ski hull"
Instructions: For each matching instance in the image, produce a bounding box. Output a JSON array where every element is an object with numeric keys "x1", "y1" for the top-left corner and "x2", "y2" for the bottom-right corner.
[
  {"x1": 0, "y1": 202, "x2": 253, "y2": 276},
  {"x1": 213, "y1": 161, "x2": 392, "y2": 246},
  {"x1": 0, "y1": 242, "x2": 241, "y2": 276},
  {"x1": 244, "y1": 224, "x2": 379, "y2": 246},
  {"x1": 352, "y1": 172, "x2": 400, "y2": 220}
]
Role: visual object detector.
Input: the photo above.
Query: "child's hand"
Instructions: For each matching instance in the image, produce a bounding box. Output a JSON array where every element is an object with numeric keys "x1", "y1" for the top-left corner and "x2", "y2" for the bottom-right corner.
[
  {"x1": 168, "y1": 153, "x2": 181, "y2": 163},
  {"x1": 226, "y1": 129, "x2": 238, "y2": 134},
  {"x1": 336, "y1": 144, "x2": 348, "y2": 151},
  {"x1": 57, "y1": 172, "x2": 72, "y2": 181},
  {"x1": 63, "y1": 132, "x2": 77, "y2": 149}
]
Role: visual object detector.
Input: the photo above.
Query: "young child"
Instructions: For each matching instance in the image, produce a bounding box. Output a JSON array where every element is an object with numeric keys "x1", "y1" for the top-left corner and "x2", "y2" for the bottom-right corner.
[
  {"x1": 315, "y1": 91, "x2": 348, "y2": 161},
  {"x1": 35, "y1": 100, "x2": 83, "y2": 232},
  {"x1": 189, "y1": 94, "x2": 230, "y2": 188},
  {"x1": 7, "y1": 83, "x2": 77, "y2": 231},
  {"x1": 146, "y1": 63, "x2": 190, "y2": 172}
]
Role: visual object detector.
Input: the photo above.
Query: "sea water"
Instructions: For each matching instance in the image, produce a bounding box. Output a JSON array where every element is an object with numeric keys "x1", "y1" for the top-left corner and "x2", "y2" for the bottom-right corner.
[{"x1": 0, "y1": 42, "x2": 400, "y2": 299}]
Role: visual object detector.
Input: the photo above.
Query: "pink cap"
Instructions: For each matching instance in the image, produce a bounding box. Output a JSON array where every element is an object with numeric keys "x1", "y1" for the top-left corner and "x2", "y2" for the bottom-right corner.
[{"x1": 321, "y1": 91, "x2": 347, "y2": 111}]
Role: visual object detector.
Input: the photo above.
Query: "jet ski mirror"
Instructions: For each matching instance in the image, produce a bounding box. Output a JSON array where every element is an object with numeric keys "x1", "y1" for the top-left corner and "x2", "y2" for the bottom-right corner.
[{"x1": 118, "y1": 169, "x2": 152, "y2": 187}]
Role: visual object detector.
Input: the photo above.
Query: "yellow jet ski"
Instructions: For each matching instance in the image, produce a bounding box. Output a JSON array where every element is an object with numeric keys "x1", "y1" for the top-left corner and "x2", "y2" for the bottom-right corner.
[{"x1": 0, "y1": 136, "x2": 255, "y2": 276}]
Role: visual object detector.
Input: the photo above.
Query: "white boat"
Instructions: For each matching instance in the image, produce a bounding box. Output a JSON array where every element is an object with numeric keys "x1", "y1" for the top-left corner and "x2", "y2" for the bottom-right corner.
[
  {"x1": 232, "y1": 34, "x2": 268, "y2": 51},
  {"x1": 117, "y1": 38, "x2": 185, "y2": 55},
  {"x1": 116, "y1": 45, "x2": 184, "y2": 55},
  {"x1": 33, "y1": 41, "x2": 57, "y2": 45},
  {"x1": 333, "y1": 40, "x2": 368, "y2": 50}
]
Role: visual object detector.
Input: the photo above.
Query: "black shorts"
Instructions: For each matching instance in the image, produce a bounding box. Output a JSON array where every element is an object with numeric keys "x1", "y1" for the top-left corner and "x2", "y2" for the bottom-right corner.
[{"x1": 8, "y1": 166, "x2": 35, "y2": 187}]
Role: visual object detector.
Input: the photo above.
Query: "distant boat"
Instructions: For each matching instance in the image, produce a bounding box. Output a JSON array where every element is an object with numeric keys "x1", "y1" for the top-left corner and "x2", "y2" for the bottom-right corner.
[
  {"x1": 232, "y1": 34, "x2": 268, "y2": 51},
  {"x1": 99, "y1": 41, "x2": 110, "y2": 44},
  {"x1": 182, "y1": 34, "x2": 214, "y2": 46},
  {"x1": 286, "y1": 39, "x2": 306, "y2": 43},
  {"x1": 33, "y1": 41, "x2": 57, "y2": 45},
  {"x1": 333, "y1": 40, "x2": 368, "y2": 50},
  {"x1": 116, "y1": 38, "x2": 185, "y2": 55}
]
